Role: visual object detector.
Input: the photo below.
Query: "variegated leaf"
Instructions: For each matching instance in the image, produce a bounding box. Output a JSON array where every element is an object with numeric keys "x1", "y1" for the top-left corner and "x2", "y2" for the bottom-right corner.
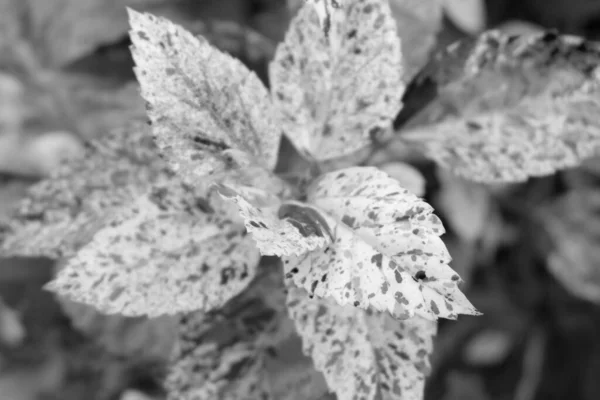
[
  {"x1": 271, "y1": 0, "x2": 403, "y2": 161},
  {"x1": 129, "y1": 10, "x2": 281, "y2": 188},
  {"x1": 0, "y1": 121, "x2": 168, "y2": 259},
  {"x1": 285, "y1": 166, "x2": 479, "y2": 320},
  {"x1": 288, "y1": 288, "x2": 437, "y2": 400},
  {"x1": 218, "y1": 185, "x2": 331, "y2": 257},
  {"x1": 47, "y1": 182, "x2": 260, "y2": 317},
  {"x1": 395, "y1": 31, "x2": 600, "y2": 182}
]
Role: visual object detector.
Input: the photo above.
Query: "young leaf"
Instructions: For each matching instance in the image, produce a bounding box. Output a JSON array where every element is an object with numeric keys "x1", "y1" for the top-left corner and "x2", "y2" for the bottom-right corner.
[
  {"x1": 218, "y1": 186, "x2": 331, "y2": 257},
  {"x1": 0, "y1": 121, "x2": 168, "y2": 259},
  {"x1": 389, "y1": 0, "x2": 443, "y2": 80},
  {"x1": 395, "y1": 31, "x2": 600, "y2": 182},
  {"x1": 270, "y1": 0, "x2": 404, "y2": 161},
  {"x1": 47, "y1": 182, "x2": 260, "y2": 317},
  {"x1": 128, "y1": 10, "x2": 281, "y2": 188},
  {"x1": 287, "y1": 288, "x2": 437, "y2": 400},
  {"x1": 284, "y1": 166, "x2": 479, "y2": 320}
]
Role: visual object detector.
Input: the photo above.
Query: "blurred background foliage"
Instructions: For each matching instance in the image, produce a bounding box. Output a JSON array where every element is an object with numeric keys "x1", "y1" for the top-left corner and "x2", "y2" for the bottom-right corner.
[{"x1": 1, "y1": 0, "x2": 600, "y2": 399}]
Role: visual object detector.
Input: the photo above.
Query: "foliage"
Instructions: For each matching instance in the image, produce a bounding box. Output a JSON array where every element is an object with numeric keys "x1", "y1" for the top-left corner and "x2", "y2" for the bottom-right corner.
[{"x1": 2, "y1": 0, "x2": 600, "y2": 399}]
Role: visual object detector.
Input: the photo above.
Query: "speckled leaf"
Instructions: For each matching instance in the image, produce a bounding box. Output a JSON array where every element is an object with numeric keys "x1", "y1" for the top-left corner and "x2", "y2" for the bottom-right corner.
[
  {"x1": 395, "y1": 31, "x2": 600, "y2": 183},
  {"x1": 270, "y1": 0, "x2": 404, "y2": 161},
  {"x1": 129, "y1": 10, "x2": 281, "y2": 189},
  {"x1": 166, "y1": 265, "x2": 292, "y2": 400},
  {"x1": 284, "y1": 166, "x2": 479, "y2": 320},
  {"x1": 47, "y1": 182, "x2": 260, "y2": 317},
  {"x1": 218, "y1": 186, "x2": 331, "y2": 257},
  {"x1": 0, "y1": 121, "x2": 169, "y2": 259},
  {"x1": 287, "y1": 288, "x2": 437, "y2": 400}
]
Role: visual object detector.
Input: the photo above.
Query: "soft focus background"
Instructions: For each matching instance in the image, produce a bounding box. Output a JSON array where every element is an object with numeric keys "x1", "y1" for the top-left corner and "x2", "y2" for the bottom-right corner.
[{"x1": 1, "y1": 0, "x2": 600, "y2": 399}]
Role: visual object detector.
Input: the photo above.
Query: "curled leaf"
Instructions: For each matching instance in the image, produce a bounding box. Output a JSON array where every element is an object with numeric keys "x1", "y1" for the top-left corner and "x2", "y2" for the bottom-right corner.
[
  {"x1": 395, "y1": 31, "x2": 600, "y2": 182},
  {"x1": 287, "y1": 288, "x2": 437, "y2": 400},
  {"x1": 285, "y1": 166, "x2": 479, "y2": 320},
  {"x1": 270, "y1": 0, "x2": 404, "y2": 161},
  {"x1": 219, "y1": 186, "x2": 331, "y2": 257},
  {"x1": 129, "y1": 10, "x2": 281, "y2": 188},
  {"x1": 47, "y1": 182, "x2": 260, "y2": 317}
]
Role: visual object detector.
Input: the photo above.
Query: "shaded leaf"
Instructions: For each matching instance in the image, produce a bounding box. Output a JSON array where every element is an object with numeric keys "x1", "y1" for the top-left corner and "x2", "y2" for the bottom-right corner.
[
  {"x1": 287, "y1": 288, "x2": 436, "y2": 400},
  {"x1": 129, "y1": 10, "x2": 281, "y2": 188},
  {"x1": 540, "y1": 189, "x2": 600, "y2": 303},
  {"x1": 59, "y1": 297, "x2": 177, "y2": 360},
  {"x1": 285, "y1": 166, "x2": 478, "y2": 320},
  {"x1": 389, "y1": 0, "x2": 443, "y2": 80},
  {"x1": 166, "y1": 265, "x2": 294, "y2": 400},
  {"x1": 395, "y1": 31, "x2": 600, "y2": 182},
  {"x1": 0, "y1": 121, "x2": 168, "y2": 259},
  {"x1": 47, "y1": 182, "x2": 260, "y2": 317},
  {"x1": 270, "y1": 0, "x2": 403, "y2": 161},
  {"x1": 219, "y1": 186, "x2": 331, "y2": 257}
]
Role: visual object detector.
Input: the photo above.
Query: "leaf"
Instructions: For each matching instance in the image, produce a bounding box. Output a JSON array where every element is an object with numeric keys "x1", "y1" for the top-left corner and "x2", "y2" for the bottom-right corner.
[
  {"x1": 47, "y1": 182, "x2": 260, "y2": 317},
  {"x1": 287, "y1": 288, "x2": 437, "y2": 400},
  {"x1": 270, "y1": 0, "x2": 404, "y2": 161},
  {"x1": 540, "y1": 189, "x2": 600, "y2": 304},
  {"x1": 129, "y1": 10, "x2": 281, "y2": 189},
  {"x1": 389, "y1": 0, "x2": 443, "y2": 80},
  {"x1": 59, "y1": 297, "x2": 177, "y2": 360},
  {"x1": 395, "y1": 31, "x2": 600, "y2": 183},
  {"x1": 0, "y1": 121, "x2": 169, "y2": 259},
  {"x1": 218, "y1": 186, "x2": 331, "y2": 257},
  {"x1": 166, "y1": 265, "x2": 293, "y2": 400},
  {"x1": 377, "y1": 161, "x2": 425, "y2": 196},
  {"x1": 284, "y1": 166, "x2": 479, "y2": 320}
]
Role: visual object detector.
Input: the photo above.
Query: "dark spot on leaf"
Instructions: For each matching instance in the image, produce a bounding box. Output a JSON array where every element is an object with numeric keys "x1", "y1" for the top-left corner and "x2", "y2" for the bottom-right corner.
[
  {"x1": 347, "y1": 29, "x2": 357, "y2": 39},
  {"x1": 430, "y1": 300, "x2": 440, "y2": 315},
  {"x1": 370, "y1": 253, "x2": 383, "y2": 268},
  {"x1": 415, "y1": 270, "x2": 427, "y2": 280},
  {"x1": 311, "y1": 280, "x2": 318, "y2": 294},
  {"x1": 249, "y1": 221, "x2": 261, "y2": 228},
  {"x1": 394, "y1": 270, "x2": 403, "y2": 283},
  {"x1": 354, "y1": 301, "x2": 360, "y2": 307},
  {"x1": 381, "y1": 282, "x2": 389, "y2": 294},
  {"x1": 109, "y1": 286, "x2": 125, "y2": 302}
]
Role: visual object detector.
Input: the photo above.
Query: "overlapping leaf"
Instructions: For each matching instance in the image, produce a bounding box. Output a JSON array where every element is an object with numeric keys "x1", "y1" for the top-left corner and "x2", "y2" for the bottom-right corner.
[
  {"x1": 0, "y1": 121, "x2": 169, "y2": 259},
  {"x1": 287, "y1": 288, "x2": 436, "y2": 400},
  {"x1": 219, "y1": 185, "x2": 331, "y2": 257},
  {"x1": 129, "y1": 10, "x2": 281, "y2": 189},
  {"x1": 395, "y1": 31, "x2": 600, "y2": 182},
  {"x1": 47, "y1": 182, "x2": 260, "y2": 317},
  {"x1": 284, "y1": 166, "x2": 479, "y2": 320},
  {"x1": 166, "y1": 266, "x2": 304, "y2": 400},
  {"x1": 271, "y1": 0, "x2": 404, "y2": 161}
]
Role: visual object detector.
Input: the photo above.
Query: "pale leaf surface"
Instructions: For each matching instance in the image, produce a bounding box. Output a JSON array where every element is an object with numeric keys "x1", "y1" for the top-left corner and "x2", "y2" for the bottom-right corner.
[
  {"x1": 389, "y1": 0, "x2": 443, "y2": 80},
  {"x1": 0, "y1": 121, "x2": 168, "y2": 259},
  {"x1": 287, "y1": 288, "x2": 437, "y2": 400},
  {"x1": 167, "y1": 266, "x2": 291, "y2": 400},
  {"x1": 285, "y1": 166, "x2": 479, "y2": 319},
  {"x1": 47, "y1": 182, "x2": 260, "y2": 317},
  {"x1": 219, "y1": 186, "x2": 331, "y2": 257},
  {"x1": 129, "y1": 10, "x2": 281, "y2": 188},
  {"x1": 396, "y1": 31, "x2": 600, "y2": 182},
  {"x1": 270, "y1": 0, "x2": 403, "y2": 161}
]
